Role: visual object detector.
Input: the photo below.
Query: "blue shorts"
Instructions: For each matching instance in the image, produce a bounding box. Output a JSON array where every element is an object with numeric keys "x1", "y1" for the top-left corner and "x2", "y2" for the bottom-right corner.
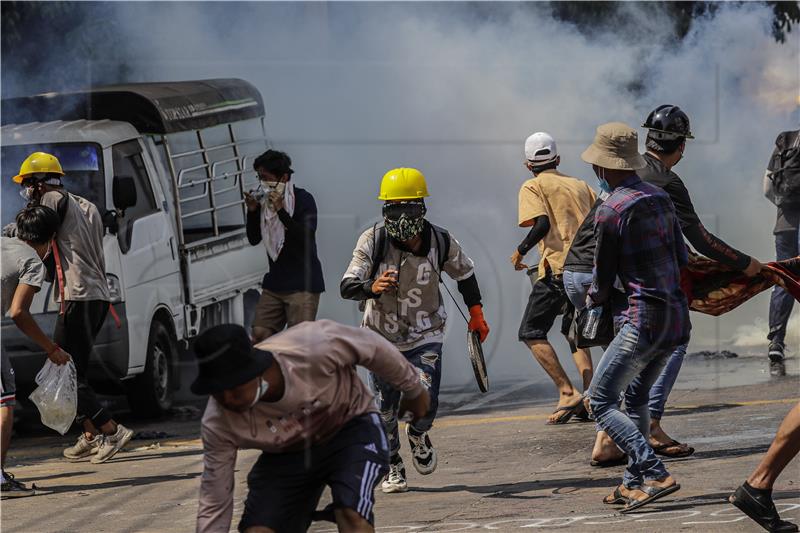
[{"x1": 238, "y1": 413, "x2": 390, "y2": 532}]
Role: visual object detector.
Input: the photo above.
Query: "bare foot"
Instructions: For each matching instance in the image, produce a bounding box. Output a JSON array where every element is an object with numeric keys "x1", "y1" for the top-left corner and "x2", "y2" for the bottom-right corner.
[{"x1": 592, "y1": 431, "x2": 625, "y2": 462}]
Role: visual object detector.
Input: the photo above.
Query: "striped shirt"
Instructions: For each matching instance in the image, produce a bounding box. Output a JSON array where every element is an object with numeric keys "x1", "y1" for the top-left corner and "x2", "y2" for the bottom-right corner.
[{"x1": 589, "y1": 175, "x2": 690, "y2": 348}]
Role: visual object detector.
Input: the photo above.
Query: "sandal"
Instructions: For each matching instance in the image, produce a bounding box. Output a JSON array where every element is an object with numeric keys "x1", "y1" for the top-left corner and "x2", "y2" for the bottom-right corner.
[
  {"x1": 653, "y1": 440, "x2": 695, "y2": 458},
  {"x1": 546, "y1": 399, "x2": 585, "y2": 425},
  {"x1": 620, "y1": 482, "x2": 681, "y2": 513},
  {"x1": 590, "y1": 455, "x2": 628, "y2": 468},
  {"x1": 603, "y1": 486, "x2": 630, "y2": 505}
]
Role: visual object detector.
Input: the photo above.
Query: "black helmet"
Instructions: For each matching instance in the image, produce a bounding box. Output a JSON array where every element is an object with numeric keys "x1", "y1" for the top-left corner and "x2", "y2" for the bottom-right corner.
[{"x1": 642, "y1": 105, "x2": 694, "y2": 140}]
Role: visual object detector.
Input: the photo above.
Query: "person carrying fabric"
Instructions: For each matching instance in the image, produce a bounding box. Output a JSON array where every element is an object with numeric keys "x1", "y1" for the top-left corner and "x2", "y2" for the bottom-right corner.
[
  {"x1": 194, "y1": 320, "x2": 430, "y2": 533},
  {"x1": 14, "y1": 152, "x2": 133, "y2": 464},
  {"x1": 244, "y1": 149, "x2": 324, "y2": 342},
  {"x1": 587, "y1": 105, "x2": 763, "y2": 465},
  {"x1": 583, "y1": 122, "x2": 688, "y2": 512},
  {"x1": 1, "y1": 206, "x2": 67, "y2": 497},
  {"x1": 340, "y1": 167, "x2": 489, "y2": 493},
  {"x1": 511, "y1": 132, "x2": 597, "y2": 424}
]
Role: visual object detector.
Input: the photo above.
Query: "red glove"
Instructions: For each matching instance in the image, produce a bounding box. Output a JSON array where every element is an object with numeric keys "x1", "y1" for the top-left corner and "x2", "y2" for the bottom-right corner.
[{"x1": 468, "y1": 305, "x2": 490, "y2": 343}]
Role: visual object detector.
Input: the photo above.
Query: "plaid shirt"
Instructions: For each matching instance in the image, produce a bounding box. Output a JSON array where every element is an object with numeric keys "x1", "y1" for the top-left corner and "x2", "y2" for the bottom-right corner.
[{"x1": 589, "y1": 175, "x2": 690, "y2": 348}]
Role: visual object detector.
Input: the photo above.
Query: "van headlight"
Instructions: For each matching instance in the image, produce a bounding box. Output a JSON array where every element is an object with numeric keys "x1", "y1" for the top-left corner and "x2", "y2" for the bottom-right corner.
[{"x1": 106, "y1": 274, "x2": 123, "y2": 303}]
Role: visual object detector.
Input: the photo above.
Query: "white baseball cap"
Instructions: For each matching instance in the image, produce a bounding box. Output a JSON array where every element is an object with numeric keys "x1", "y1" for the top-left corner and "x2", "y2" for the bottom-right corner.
[{"x1": 524, "y1": 132, "x2": 558, "y2": 165}]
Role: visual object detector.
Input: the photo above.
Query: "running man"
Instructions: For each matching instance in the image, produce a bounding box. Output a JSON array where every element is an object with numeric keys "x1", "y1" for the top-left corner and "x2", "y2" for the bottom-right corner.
[
  {"x1": 195, "y1": 320, "x2": 430, "y2": 532},
  {"x1": 14, "y1": 152, "x2": 134, "y2": 463},
  {"x1": 341, "y1": 167, "x2": 489, "y2": 493},
  {"x1": 512, "y1": 132, "x2": 597, "y2": 424}
]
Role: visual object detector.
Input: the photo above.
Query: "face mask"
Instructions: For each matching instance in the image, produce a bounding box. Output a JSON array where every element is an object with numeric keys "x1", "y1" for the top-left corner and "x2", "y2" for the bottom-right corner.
[
  {"x1": 262, "y1": 181, "x2": 286, "y2": 196},
  {"x1": 596, "y1": 167, "x2": 612, "y2": 194},
  {"x1": 19, "y1": 186, "x2": 34, "y2": 201},
  {"x1": 385, "y1": 213, "x2": 425, "y2": 241},
  {"x1": 249, "y1": 378, "x2": 270, "y2": 408}
]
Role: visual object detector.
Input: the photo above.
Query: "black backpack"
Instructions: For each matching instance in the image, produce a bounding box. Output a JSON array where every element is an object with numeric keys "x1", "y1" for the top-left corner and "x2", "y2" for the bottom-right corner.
[
  {"x1": 366, "y1": 222, "x2": 451, "y2": 282},
  {"x1": 769, "y1": 130, "x2": 800, "y2": 208}
]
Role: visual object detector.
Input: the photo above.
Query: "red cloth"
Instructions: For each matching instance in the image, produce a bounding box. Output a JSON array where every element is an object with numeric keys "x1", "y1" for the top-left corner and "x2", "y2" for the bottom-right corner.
[{"x1": 681, "y1": 253, "x2": 800, "y2": 317}]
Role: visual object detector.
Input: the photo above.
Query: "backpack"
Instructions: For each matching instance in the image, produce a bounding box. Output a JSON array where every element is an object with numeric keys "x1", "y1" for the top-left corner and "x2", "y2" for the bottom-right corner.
[
  {"x1": 769, "y1": 130, "x2": 800, "y2": 208},
  {"x1": 366, "y1": 222, "x2": 451, "y2": 281}
]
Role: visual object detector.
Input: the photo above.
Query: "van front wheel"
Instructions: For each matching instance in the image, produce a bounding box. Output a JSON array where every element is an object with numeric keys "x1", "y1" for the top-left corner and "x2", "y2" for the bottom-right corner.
[{"x1": 127, "y1": 321, "x2": 175, "y2": 418}]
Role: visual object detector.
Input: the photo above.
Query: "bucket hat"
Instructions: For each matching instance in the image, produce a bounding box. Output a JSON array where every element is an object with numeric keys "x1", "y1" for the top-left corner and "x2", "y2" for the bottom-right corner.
[{"x1": 581, "y1": 122, "x2": 646, "y2": 171}]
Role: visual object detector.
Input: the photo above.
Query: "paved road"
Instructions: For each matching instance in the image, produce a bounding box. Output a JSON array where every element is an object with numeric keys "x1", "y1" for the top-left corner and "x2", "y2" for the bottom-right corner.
[{"x1": 2, "y1": 355, "x2": 798, "y2": 532}]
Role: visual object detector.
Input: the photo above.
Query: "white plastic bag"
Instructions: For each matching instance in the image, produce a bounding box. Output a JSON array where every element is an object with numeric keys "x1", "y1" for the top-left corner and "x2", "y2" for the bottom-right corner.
[{"x1": 29, "y1": 360, "x2": 77, "y2": 435}]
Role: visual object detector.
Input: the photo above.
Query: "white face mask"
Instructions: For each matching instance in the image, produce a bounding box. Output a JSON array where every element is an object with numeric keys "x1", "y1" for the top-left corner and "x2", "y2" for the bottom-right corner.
[
  {"x1": 249, "y1": 378, "x2": 270, "y2": 407},
  {"x1": 262, "y1": 181, "x2": 286, "y2": 196}
]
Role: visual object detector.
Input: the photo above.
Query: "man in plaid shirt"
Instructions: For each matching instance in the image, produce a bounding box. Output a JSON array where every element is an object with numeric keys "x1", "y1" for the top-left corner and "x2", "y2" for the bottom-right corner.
[{"x1": 583, "y1": 123, "x2": 688, "y2": 513}]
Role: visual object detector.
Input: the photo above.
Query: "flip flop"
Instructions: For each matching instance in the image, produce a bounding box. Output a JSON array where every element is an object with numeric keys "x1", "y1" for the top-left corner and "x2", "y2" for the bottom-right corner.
[
  {"x1": 620, "y1": 483, "x2": 681, "y2": 514},
  {"x1": 653, "y1": 440, "x2": 695, "y2": 458},
  {"x1": 590, "y1": 455, "x2": 628, "y2": 468},
  {"x1": 546, "y1": 400, "x2": 584, "y2": 425},
  {"x1": 603, "y1": 486, "x2": 630, "y2": 505}
]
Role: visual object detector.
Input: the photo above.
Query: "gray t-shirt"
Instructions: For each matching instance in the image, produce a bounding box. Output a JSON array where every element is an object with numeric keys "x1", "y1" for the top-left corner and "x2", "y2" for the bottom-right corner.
[
  {"x1": 40, "y1": 190, "x2": 110, "y2": 302},
  {"x1": 342, "y1": 224, "x2": 475, "y2": 351},
  {"x1": 1, "y1": 237, "x2": 45, "y2": 316}
]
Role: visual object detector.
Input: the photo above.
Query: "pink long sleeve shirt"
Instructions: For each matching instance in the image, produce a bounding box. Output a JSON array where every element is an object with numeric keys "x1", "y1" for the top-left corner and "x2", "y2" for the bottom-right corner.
[{"x1": 196, "y1": 319, "x2": 423, "y2": 532}]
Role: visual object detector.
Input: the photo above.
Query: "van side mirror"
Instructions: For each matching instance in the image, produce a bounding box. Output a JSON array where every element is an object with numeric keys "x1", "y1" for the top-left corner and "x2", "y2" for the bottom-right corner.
[{"x1": 113, "y1": 175, "x2": 137, "y2": 216}]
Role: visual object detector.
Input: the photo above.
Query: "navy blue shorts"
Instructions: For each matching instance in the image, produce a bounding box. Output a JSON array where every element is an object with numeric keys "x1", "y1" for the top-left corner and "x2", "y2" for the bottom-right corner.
[{"x1": 238, "y1": 413, "x2": 390, "y2": 533}]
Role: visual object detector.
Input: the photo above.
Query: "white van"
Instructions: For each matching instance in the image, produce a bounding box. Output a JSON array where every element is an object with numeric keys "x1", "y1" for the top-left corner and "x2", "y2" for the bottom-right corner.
[{"x1": 1, "y1": 79, "x2": 269, "y2": 416}]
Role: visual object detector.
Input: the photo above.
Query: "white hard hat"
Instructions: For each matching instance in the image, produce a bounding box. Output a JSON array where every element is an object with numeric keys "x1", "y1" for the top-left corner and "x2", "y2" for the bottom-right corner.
[{"x1": 524, "y1": 132, "x2": 558, "y2": 165}]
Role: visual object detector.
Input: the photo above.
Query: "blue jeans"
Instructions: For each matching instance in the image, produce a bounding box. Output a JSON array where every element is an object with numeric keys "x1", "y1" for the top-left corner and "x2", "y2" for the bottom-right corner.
[
  {"x1": 589, "y1": 323, "x2": 672, "y2": 488},
  {"x1": 369, "y1": 343, "x2": 442, "y2": 457},
  {"x1": 645, "y1": 343, "x2": 688, "y2": 420},
  {"x1": 565, "y1": 269, "x2": 688, "y2": 421},
  {"x1": 562, "y1": 270, "x2": 593, "y2": 310},
  {"x1": 768, "y1": 229, "x2": 799, "y2": 345}
]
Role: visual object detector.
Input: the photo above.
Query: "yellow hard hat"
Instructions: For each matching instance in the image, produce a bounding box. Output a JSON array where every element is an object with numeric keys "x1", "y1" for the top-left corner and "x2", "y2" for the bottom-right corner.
[
  {"x1": 12, "y1": 152, "x2": 64, "y2": 184},
  {"x1": 378, "y1": 167, "x2": 429, "y2": 201}
]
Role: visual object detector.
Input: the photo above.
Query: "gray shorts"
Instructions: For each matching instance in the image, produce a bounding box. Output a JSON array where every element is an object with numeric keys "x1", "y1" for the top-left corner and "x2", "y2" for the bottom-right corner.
[{"x1": 1, "y1": 349, "x2": 16, "y2": 408}]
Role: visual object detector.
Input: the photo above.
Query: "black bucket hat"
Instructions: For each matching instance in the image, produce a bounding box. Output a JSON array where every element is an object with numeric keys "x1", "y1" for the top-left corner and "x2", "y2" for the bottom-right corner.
[{"x1": 190, "y1": 324, "x2": 274, "y2": 395}]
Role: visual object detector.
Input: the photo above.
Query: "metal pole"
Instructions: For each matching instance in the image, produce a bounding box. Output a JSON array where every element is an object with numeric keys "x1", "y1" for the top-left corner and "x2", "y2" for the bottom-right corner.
[{"x1": 196, "y1": 130, "x2": 219, "y2": 236}]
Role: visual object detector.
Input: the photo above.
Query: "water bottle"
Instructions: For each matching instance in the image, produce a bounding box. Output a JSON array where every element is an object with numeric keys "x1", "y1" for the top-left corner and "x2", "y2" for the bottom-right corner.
[{"x1": 583, "y1": 306, "x2": 603, "y2": 340}]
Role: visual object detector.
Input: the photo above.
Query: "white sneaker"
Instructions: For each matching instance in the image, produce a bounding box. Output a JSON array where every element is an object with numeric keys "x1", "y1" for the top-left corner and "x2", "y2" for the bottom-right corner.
[
  {"x1": 381, "y1": 458, "x2": 408, "y2": 494},
  {"x1": 63, "y1": 433, "x2": 102, "y2": 461},
  {"x1": 406, "y1": 425, "x2": 437, "y2": 475},
  {"x1": 91, "y1": 424, "x2": 134, "y2": 464}
]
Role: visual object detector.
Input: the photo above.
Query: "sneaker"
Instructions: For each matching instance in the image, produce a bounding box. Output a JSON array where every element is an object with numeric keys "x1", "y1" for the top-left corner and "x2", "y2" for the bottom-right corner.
[
  {"x1": 381, "y1": 457, "x2": 408, "y2": 494},
  {"x1": 1, "y1": 471, "x2": 36, "y2": 498},
  {"x1": 406, "y1": 425, "x2": 437, "y2": 475},
  {"x1": 769, "y1": 343, "x2": 787, "y2": 377},
  {"x1": 91, "y1": 424, "x2": 134, "y2": 464},
  {"x1": 63, "y1": 433, "x2": 102, "y2": 461}
]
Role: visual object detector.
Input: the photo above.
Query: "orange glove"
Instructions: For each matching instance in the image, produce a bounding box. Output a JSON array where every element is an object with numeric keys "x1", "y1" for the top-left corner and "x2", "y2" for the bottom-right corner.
[{"x1": 468, "y1": 305, "x2": 490, "y2": 343}]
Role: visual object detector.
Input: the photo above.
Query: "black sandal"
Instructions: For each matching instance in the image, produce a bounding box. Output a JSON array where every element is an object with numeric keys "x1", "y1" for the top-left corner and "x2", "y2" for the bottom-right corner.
[
  {"x1": 653, "y1": 440, "x2": 695, "y2": 458},
  {"x1": 603, "y1": 486, "x2": 630, "y2": 505},
  {"x1": 620, "y1": 482, "x2": 681, "y2": 513},
  {"x1": 546, "y1": 399, "x2": 584, "y2": 425}
]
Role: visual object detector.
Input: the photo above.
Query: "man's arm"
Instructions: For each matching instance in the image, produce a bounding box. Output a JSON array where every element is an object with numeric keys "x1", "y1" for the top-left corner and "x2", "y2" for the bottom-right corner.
[
  {"x1": 8, "y1": 284, "x2": 68, "y2": 364},
  {"x1": 196, "y1": 423, "x2": 238, "y2": 533},
  {"x1": 277, "y1": 192, "x2": 316, "y2": 245},
  {"x1": 340, "y1": 229, "x2": 379, "y2": 301},
  {"x1": 246, "y1": 207, "x2": 262, "y2": 246},
  {"x1": 517, "y1": 215, "x2": 550, "y2": 256},
  {"x1": 588, "y1": 205, "x2": 620, "y2": 306}
]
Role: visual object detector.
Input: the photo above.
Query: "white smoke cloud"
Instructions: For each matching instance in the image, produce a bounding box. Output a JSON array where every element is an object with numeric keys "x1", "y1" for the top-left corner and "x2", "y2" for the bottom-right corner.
[{"x1": 8, "y1": 2, "x2": 799, "y2": 387}]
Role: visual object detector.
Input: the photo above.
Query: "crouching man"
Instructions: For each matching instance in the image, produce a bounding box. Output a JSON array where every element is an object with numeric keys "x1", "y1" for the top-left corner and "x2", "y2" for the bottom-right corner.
[{"x1": 194, "y1": 319, "x2": 430, "y2": 533}]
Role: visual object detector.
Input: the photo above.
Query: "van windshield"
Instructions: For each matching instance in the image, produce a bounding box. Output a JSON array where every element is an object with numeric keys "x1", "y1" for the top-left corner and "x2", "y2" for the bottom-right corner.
[{"x1": 1, "y1": 143, "x2": 105, "y2": 226}]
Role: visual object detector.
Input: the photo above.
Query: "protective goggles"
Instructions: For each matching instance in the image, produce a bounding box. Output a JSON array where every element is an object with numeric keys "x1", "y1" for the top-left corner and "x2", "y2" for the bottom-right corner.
[{"x1": 382, "y1": 201, "x2": 426, "y2": 221}]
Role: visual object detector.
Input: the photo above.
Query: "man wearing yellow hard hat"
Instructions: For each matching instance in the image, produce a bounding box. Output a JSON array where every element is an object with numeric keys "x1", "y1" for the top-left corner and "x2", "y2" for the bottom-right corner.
[
  {"x1": 13, "y1": 152, "x2": 134, "y2": 464},
  {"x1": 341, "y1": 168, "x2": 489, "y2": 493}
]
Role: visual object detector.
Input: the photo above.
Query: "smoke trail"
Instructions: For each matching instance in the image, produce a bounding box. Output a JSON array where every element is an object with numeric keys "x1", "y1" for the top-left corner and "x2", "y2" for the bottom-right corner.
[{"x1": 3, "y1": 2, "x2": 798, "y2": 389}]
